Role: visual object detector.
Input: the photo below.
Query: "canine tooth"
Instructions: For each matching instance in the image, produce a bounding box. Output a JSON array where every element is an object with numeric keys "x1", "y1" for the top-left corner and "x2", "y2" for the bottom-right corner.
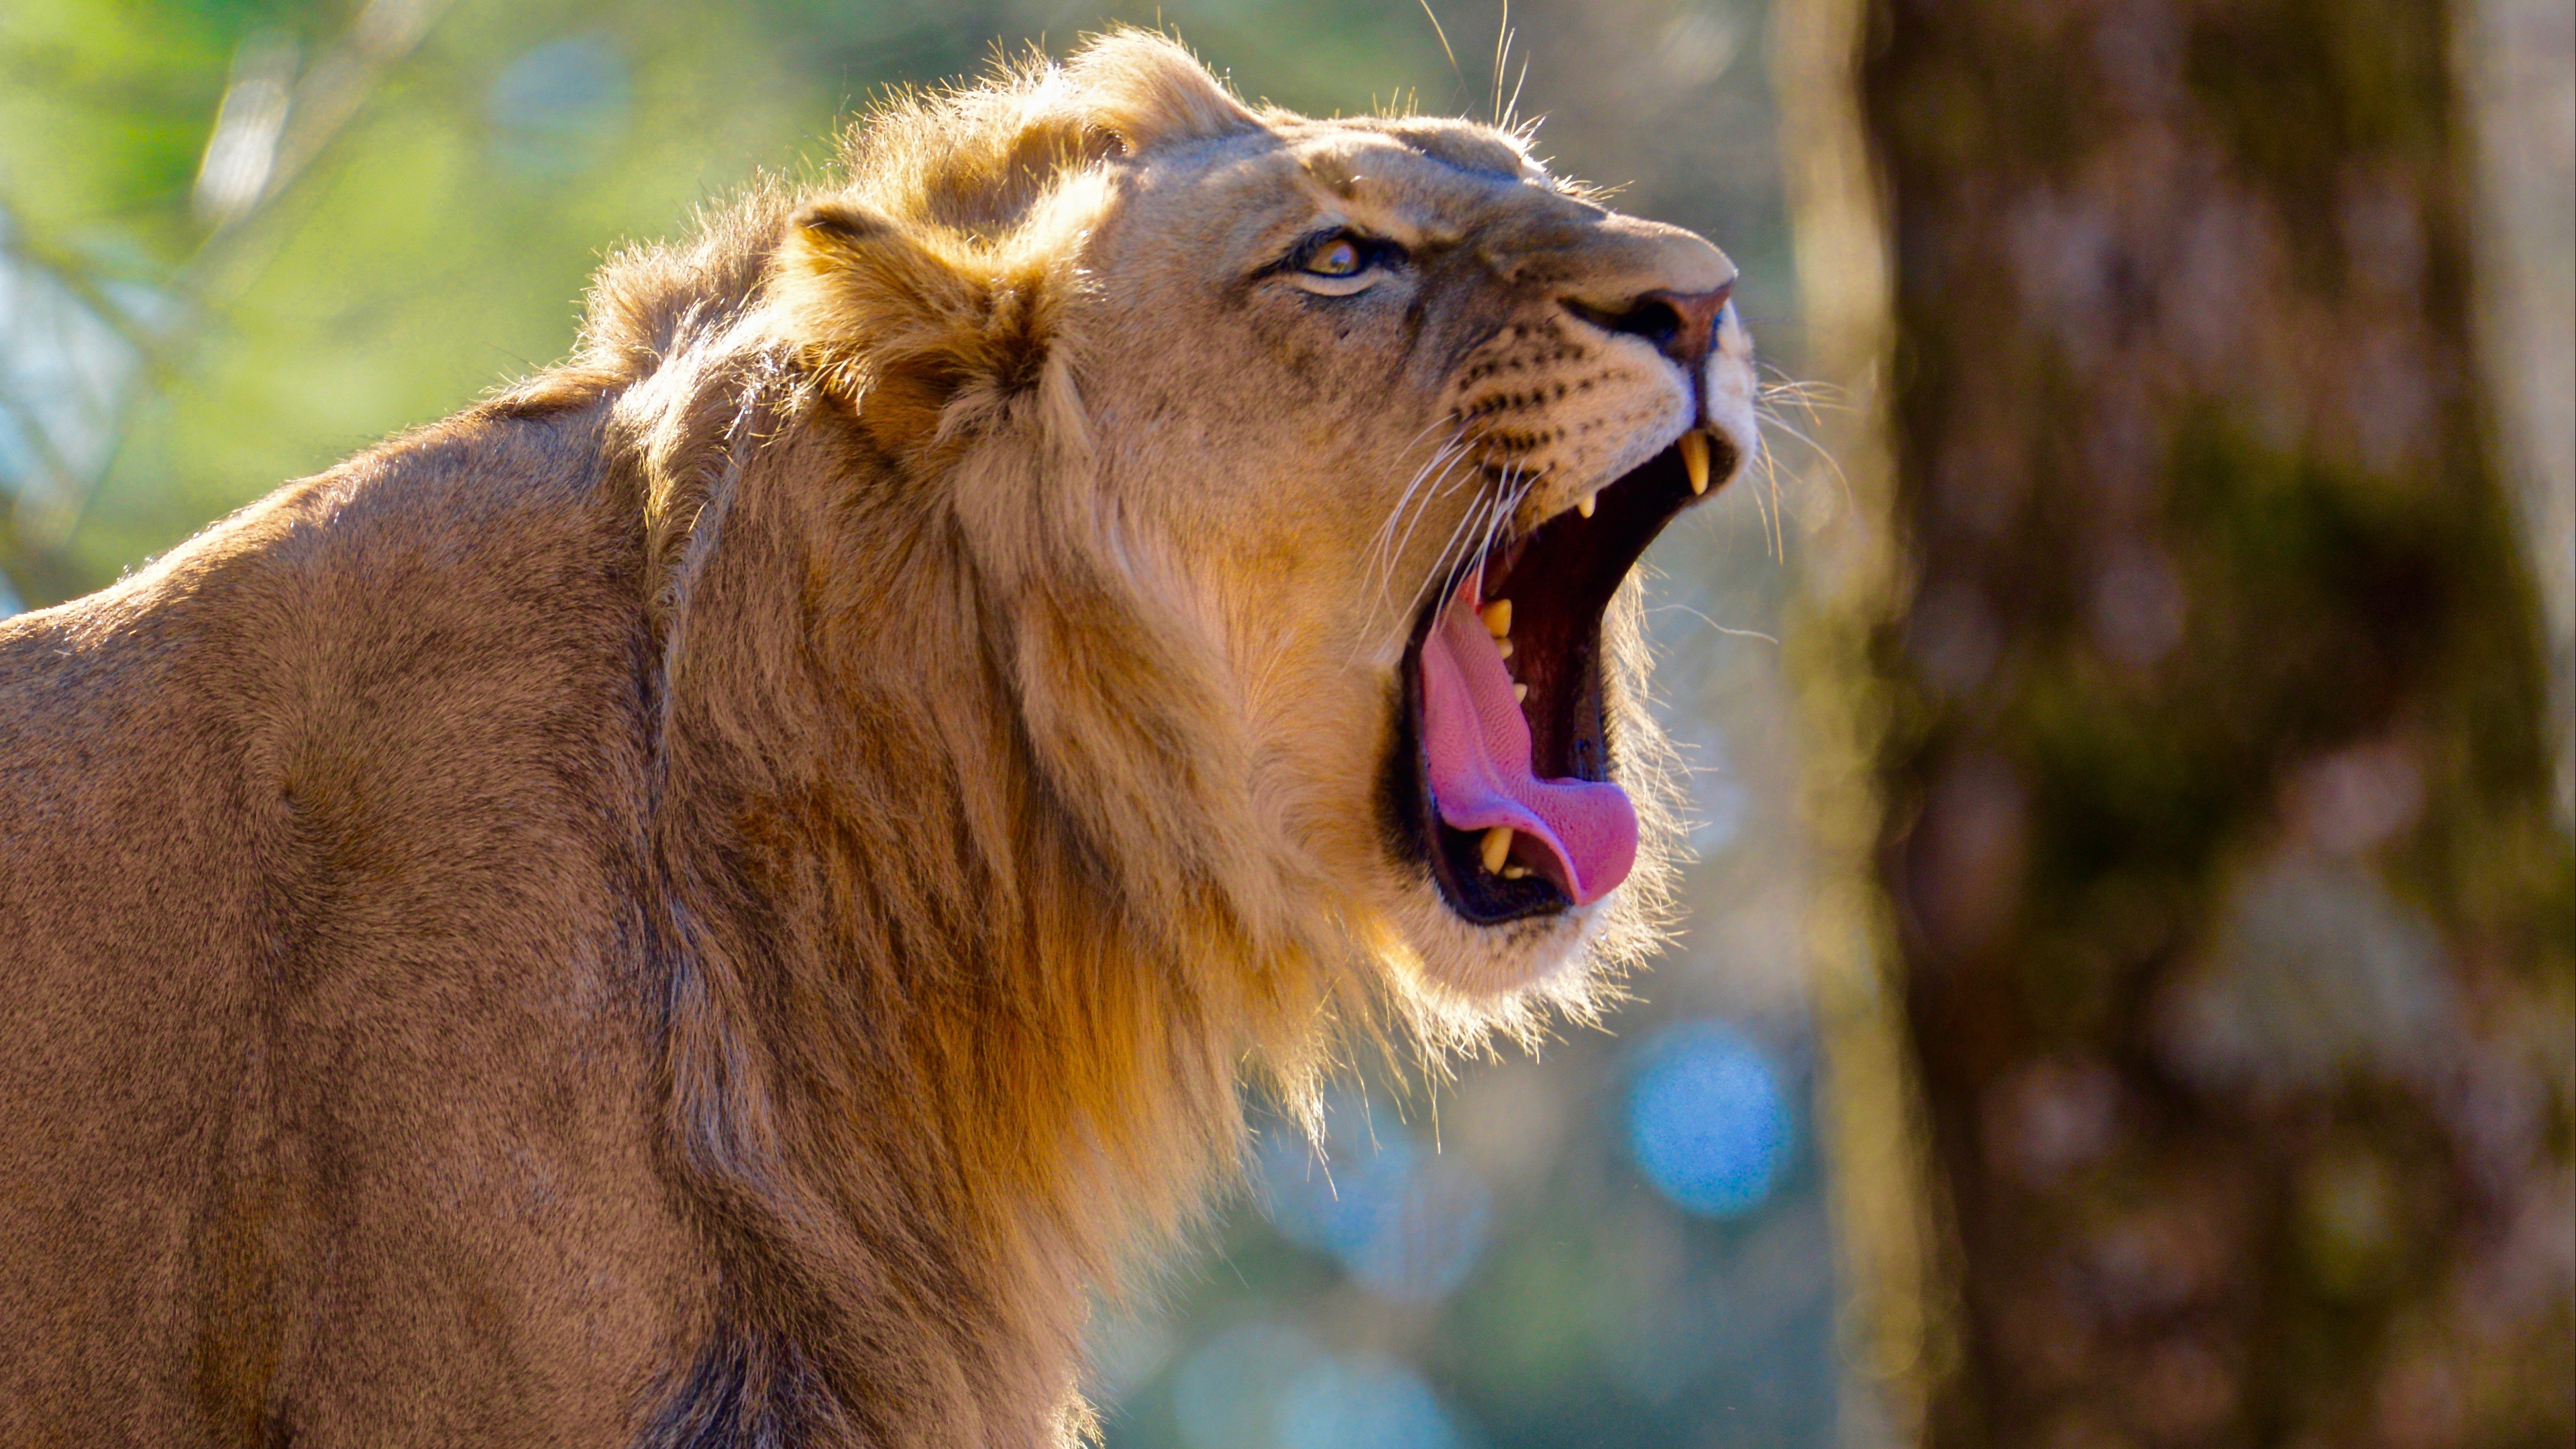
[
  {"x1": 1479, "y1": 826, "x2": 1513, "y2": 875},
  {"x1": 1480, "y1": 599, "x2": 1513, "y2": 639},
  {"x1": 1681, "y1": 430, "x2": 1711, "y2": 495},
  {"x1": 1576, "y1": 491, "x2": 1597, "y2": 519},
  {"x1": 1513, "y1": 682, "x2": 1528, "y2": 702}
]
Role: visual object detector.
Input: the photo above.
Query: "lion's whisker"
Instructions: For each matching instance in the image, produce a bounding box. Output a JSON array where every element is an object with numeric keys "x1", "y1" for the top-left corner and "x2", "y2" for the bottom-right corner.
[
  {"x1": 1470, "y1": 468, "x2": 1534, "y2": 581},
  {"x1": 1415, "y1": 456, "x2": 1483, "y2": 583},
  {"x1": 1754, "y1": 380, "x2": 1843, "y2": 406},
  {"x1": 1404, "y1": 464, "x2": 1520, "y2": 647},
  {"x1": 1371, "y1": 437, "x2": 1475, "y2": 625},
  {"x1": 1419, "y1": 480, "x2": 1498, "y2": 611},
  {"x1": 1755, "y1": 361, "x2": 1845, "y2": 400},
  {"x1": 1368, "y1": 417, "x2": 1470, "y2": 569},
  {"x1": 1362, "y1": 454, "x2": 1495, "y2": 664},
  {"x1": 1753, "y1": 404, "x2": 1851, "y2": 521},
  {"x1": 1368, "y1": 442, "x2": 1448, "y2": 594},
  {"x1": 1741, "y1": 449, "x2": 1780, "y2": 562},
  {"x1": 1376, "y1": 425, "x2": 1471, "y2": 578}
]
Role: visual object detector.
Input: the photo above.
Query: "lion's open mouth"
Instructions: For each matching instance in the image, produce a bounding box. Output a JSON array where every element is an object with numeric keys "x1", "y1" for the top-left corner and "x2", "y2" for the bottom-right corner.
[{"x1": 1391, "y1": 430, "x2": 1736, "y2": 924}]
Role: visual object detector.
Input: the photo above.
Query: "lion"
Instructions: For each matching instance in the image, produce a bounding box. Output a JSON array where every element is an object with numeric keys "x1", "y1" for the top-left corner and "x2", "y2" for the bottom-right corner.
[{"x1": 0, "y1": 30, "x2": 1754, "y2": 1448}]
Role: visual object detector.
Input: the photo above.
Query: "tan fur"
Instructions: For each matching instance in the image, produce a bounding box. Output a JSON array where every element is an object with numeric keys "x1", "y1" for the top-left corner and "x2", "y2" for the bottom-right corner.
[{"x1": 0, "y1": 32, "x2": 1754, "y2": 1447}]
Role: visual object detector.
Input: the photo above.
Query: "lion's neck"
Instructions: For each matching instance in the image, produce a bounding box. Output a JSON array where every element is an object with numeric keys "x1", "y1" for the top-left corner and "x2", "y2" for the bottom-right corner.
[{"x1": 632, "y1": 413, "x2": 1304, "y2": 1446}]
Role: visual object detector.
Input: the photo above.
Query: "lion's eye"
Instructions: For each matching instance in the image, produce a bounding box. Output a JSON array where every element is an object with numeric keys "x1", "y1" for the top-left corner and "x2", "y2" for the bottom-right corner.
[
  {"x1": 1304, "y1": 237, "x2": 1366, "y2": 277},
  {"x1": 1285, "y1": 230, "x2": 1399, "y2": 297}
]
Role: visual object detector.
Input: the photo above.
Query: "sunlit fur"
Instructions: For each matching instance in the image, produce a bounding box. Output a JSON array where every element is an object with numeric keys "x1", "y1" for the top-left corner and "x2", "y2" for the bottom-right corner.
[{"x1": 0, "y1": 30, "x2": 1750, "y2": 1447}]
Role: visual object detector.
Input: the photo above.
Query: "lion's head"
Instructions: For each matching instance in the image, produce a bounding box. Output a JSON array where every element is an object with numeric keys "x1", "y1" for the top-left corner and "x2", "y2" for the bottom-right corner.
[{"x1": 735, "y1": 32, "x2": 1753, "y2": 1024}]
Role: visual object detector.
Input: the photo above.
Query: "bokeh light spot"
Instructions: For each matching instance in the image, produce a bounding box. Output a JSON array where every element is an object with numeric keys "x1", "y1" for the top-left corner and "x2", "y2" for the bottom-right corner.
[
  {"x1": 1257, "y1": 1095, "x2": 1491, "y2": 1304},
  {"x1": 1279, "y1": 1352, "x2": 1477, "y2": 1449},
  {"x1": 488, "y1": 36, "x2": 631, "y2": 176},
  {"x1": 1173, "y1": 1321, "x2": 1320, "y2": 1449},
  {"x1": 1173, "y1": 1325, "x2": 1479, "y2": 1449},
  {"x1": 1623, "y1": 1020, "x2": 1794, "y2": 1218}
]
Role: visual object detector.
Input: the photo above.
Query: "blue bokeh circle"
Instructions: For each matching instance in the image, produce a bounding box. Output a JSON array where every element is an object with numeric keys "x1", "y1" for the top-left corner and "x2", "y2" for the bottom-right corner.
[{"x1": 1623, "y1": 1020, "x2": 1794, "y2": 1219}]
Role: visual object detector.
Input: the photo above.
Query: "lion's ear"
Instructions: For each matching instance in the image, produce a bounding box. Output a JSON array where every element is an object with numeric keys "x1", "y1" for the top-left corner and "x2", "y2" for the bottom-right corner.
[
  {"x1": 776, "y1": 199, "x2": 1067, "y2": 466},
  {"x1": 1066, "y1": 29, "x2": 1256, "y2": 154}
]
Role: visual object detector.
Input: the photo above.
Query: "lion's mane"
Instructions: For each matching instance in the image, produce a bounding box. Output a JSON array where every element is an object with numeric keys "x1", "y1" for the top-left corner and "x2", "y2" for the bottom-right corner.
[{"x1": 563, "y1": 46, "x2": 1674, "y2": 1437}]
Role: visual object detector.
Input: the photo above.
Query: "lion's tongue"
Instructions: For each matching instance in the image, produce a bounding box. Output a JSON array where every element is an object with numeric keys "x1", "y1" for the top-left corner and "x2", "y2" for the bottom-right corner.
[{"x1": 1419, "y1": 577, "x2": 1637, "y2": 905}]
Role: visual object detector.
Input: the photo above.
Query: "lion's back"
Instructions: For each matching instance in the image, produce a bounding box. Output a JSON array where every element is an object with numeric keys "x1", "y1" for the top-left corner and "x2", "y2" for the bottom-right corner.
[
  {"x1": 0, "y1": 592, "x2": 283, "y2": 1440},
  {"x1": 0, "y1": 407, "x2": 709, "y2": 1446}
]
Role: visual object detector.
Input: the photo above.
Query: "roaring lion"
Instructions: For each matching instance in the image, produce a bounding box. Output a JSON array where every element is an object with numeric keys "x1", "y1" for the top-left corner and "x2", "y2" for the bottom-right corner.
[{"x1": 0, "y1": 31, "x2": 1754, "y2": 1447}]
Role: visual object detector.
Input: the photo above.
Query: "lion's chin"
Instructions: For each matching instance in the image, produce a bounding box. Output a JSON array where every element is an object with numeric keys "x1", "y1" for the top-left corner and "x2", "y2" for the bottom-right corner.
[{"x1": 1387, "y1": 872, "x2": 1607, "y2": 999}]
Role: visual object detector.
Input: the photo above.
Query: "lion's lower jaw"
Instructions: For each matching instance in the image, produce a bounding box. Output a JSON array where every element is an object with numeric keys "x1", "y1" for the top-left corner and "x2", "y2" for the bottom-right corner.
[{"x1": 1385, "y1": 875, "x2": 1617, "y2": 1001}]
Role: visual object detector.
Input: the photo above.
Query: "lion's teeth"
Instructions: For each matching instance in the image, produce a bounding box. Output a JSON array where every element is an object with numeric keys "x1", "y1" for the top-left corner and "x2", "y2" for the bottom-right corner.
[
  {"x1": 1513, "y1": 682, "x2": 1528, "y2": 703},
  {"x1": 1480, "y1": 600, "x2": 1513, "y2": 639},
  {"x1": 1497, "y1": 637, "x2": 1513, "y2": 659},
  {"x1": 1681, "y1": 430, "x2": 1711, "y2": 495},
  {"x1": 1479, "y1": 826, "x2": 1514, "y2": 874},
  {"x1": 1576, "y1": 491, "x2": 1597, "y2": 519},
  {"x1": 1500, "y1": 864, "x2": 1532, "y2": 880}
]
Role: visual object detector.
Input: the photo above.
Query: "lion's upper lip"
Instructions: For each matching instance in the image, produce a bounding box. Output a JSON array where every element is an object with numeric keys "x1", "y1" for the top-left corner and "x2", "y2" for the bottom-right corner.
[
  {"x1": 1540, "y1": 426, "x2": 1719, "y2": 529},
  {"x1": 1393, "y1": 427, "x2": 1739, "y2": 924}
]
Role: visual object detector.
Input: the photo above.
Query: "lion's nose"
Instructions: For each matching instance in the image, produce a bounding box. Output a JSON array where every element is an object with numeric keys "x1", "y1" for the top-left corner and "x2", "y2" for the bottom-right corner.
[{"x1": 1562, "y1": 281, "x2": 1735, "y2": 373}]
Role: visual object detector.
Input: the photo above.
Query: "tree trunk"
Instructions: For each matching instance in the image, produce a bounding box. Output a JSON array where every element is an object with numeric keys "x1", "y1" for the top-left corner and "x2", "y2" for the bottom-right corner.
[{"x1": 1843, "y1": 0, "x2": 2576, "y2": 1444}]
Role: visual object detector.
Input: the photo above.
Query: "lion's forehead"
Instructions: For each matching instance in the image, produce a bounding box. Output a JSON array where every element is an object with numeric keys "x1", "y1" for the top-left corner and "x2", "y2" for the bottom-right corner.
[
  {"x1": 1289, "y1": 125, "x2": 1568, "y2": 223},
  {"x1": 1169, "y1": 119, "x2": 1605, "y2": 264},
  {"x1": 1293, "y1": 115, "x2": 1540, "y2": 183}
]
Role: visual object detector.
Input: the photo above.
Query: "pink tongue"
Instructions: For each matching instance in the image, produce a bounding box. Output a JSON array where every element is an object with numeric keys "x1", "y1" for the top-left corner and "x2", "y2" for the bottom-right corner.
[{"x1": 1417, "y1": 574, "x2": 1637, "y2": 905}]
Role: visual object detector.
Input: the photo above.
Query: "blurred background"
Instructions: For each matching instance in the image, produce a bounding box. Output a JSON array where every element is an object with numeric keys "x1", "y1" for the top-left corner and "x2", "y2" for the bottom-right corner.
[{"x1": 0, "y1": 1, "x2": 2564, "y2": 1446}]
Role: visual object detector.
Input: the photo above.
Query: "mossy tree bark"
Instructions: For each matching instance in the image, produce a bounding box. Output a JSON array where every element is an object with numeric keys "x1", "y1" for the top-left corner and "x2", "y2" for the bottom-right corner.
[{"x1": 1851, "y1": 0, "x2": 2575, "y2": 1443}]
